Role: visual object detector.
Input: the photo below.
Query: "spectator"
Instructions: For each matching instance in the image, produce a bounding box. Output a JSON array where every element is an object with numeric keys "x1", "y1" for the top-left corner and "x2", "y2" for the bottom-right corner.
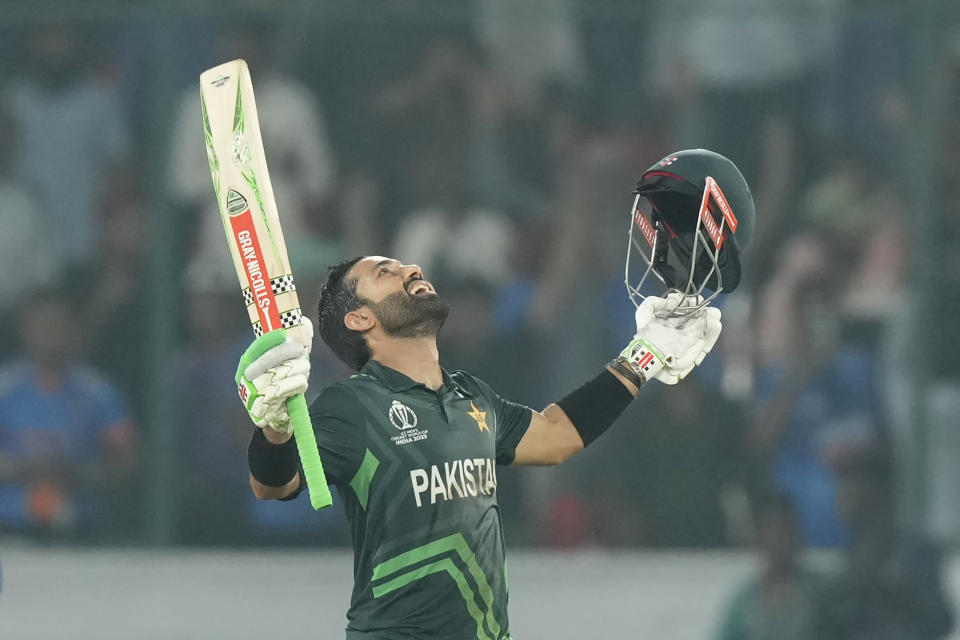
[
  {"x1": 799, "y1": 144, "x2": 908, "y2": 323},
  {"x1": 820, "y1": 445, "x2": 955, "y2": 639},
  {"x1": 888, "y1": 41, "x2": 960, "y2": 542},
  {"x1": 305, "y1": 0, "x2": 465, "y2": 177},
  {"x1": 0, "y1": 101, "x2": 57, "y2": 359},
  {"x1": 371, "y1": 33, "x2": 539, "y2": 218},
  {"x1": 305, "y1": 2, "x2": 549, "y2": 220},
  {"x1": 3, "y1": 22, "x2": 130, "y2": 276},
  {"x1": 830, "y1": 1, "x2": 912, "y2": 177},
  {"x1": 0, "y1": 290, "x2": 138, "y2": 541},
  {"x1": 81, "y1": 188, "x2": 150, "y2": 416},
  {"x1": 751, "y1": 232, "x2": 885, "y2": 547},
  {"x1": 168, "y1": 271, "x2": 255, "y2": 545},
  {"x1": 715, "y1": 490, "x2": 826, "y2": 640},
  {"x1": 475, "y1": 0, "x2": 586, "y2": 104}
]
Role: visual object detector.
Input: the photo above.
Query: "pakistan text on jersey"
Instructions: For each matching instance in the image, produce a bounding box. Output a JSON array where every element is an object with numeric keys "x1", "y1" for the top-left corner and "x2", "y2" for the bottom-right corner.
[{"x1": 409, "y1": 457, "x2": 497, "y2": 508}]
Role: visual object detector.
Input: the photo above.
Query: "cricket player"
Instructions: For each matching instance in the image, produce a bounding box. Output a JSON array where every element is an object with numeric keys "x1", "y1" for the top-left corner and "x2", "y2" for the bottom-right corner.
[{"x1": 236, "y1": 150, "x2": 754, "y2": 639}]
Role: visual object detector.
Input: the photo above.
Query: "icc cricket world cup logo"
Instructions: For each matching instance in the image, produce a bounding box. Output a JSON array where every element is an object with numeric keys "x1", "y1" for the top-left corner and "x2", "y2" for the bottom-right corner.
[{"x1": 389, "y1": 401, "x2": 418, "y2": 431}]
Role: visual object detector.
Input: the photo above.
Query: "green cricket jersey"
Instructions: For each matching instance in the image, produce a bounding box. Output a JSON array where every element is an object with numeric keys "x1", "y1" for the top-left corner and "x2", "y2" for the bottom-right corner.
[{"x1": 308, "y1": 359, "x2": 533, "y2": 640}]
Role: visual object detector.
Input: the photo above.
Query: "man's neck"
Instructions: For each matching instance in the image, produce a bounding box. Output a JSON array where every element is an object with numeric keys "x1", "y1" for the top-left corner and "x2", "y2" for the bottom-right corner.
[{"x1": 372, "y1": 338, "x2": 443, "y2": 390}]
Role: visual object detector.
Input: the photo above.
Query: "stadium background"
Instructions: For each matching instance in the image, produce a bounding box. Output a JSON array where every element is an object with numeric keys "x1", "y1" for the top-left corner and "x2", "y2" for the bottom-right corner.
[{"x1": 1, "y1": 1, "x2": 958, "y2": 637}]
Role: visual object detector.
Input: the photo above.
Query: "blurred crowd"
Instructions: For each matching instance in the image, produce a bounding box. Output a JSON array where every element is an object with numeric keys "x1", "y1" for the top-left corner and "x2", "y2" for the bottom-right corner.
[{"x1": 0, "y1": 1, "x2": 958, "y2": 634}]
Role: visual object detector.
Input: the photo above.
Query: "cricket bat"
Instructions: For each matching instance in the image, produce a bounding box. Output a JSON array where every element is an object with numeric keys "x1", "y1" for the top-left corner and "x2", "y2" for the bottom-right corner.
[{"x1": 200, "y1": 59, "x2": 332, "y2": 510}]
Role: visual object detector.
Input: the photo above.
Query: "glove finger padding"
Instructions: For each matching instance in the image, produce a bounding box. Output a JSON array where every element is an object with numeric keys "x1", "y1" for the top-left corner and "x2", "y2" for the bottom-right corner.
[
  {"x1": 251, "y1": 357, "x2": 311, "y2": 396},
  {"x1": 669, "y1": 335, "x2": 706, "y2": 375},
  {"x1": 698, "y1": 307, "x2": 722, "y2": 363},
  {"x1": 654, "y1": 332, "x2": 705, "y2": 385},
  {"x1": 263, "y1": 371, "x2": 310, "y2": 403},
  {"x1": 634, "y1": 295, "x2": 667, "y2": 333},
  {"x1": 684, "y1": 307, "x2": 722, "y2": 369},
  {"x1": 262, "y1": 402, "x2": 294, "y2": 432},
  {"x1": 251, "y1": 358, "x2": 311, "y2": 429},
  {"x1": 662, "y1": 292, "x2": 705, "y2": 320},
  {"x1": 661, "y1": 306, "x2": 722, "y2": 382},
  {"x1": 634, "y1": 292, "x2": 697, "y2": 329},
  {"x1": 248, "y1": 396, "x2": 289, "y2": 432},
  {"x1": 244, "y1": 339, "x2": 308, "y2": 381}
]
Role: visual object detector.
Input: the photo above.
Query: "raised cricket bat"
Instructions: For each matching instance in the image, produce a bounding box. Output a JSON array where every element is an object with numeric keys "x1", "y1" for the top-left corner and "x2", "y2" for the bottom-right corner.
[{"x1": 200, "y1": 59, "x2": 332, "y2": 510}]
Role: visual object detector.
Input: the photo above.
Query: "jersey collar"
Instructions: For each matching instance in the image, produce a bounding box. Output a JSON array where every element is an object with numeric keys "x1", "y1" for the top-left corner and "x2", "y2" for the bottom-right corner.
[{"x1": 360, "y1": 360, "x2": 473, "y2": 397}]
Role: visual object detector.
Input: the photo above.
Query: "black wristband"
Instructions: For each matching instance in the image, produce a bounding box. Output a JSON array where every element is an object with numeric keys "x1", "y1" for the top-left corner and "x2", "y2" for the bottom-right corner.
[
  {"x1": 556, "y1": 368, "x2": 635, "y2": 447},
  {"x1": 609, "y1": 356, "x2": 646, "y2": 389},
  {"x1": 248, "y1": 428, "x2": 300, "y2": 487}
]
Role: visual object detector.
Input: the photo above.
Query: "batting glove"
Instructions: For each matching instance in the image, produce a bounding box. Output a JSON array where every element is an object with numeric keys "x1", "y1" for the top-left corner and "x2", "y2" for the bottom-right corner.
[
  {"x1": 235, "y1": 323, "x2": 313, "y2": 433},
  {"x1": 620, "y1": 293, "x2": 722, "y2": 385}
]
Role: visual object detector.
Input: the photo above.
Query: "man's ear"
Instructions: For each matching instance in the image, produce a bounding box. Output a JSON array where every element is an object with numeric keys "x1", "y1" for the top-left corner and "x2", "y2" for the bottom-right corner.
[{"x1": 345, "y1": 308, "x2": 374, "y2": 332}]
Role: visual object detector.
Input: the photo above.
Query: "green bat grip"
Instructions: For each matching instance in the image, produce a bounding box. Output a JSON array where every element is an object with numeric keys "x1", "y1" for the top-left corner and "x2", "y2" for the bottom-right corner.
[{"x1": 286, "y1": 393, "x2": 333, "y2": 510}]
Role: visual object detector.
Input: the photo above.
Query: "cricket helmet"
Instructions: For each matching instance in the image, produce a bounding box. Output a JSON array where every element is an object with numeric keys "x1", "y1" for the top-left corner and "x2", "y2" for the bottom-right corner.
[{"x1": 626, "y1": 149, "x2": 755, "y2": 310}]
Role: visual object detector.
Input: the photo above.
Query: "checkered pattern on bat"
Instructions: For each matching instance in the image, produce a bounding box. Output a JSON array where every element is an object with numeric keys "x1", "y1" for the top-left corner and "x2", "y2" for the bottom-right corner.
[
  {"x1": 280, "y1": 308, "x2": 303, "y2": 328},
  {"x1": 241, "y1": 274, "x2": 297, "y2": 306},
  {"x1": 251, "y1": 309, "x2": 304, "y2": 337}
]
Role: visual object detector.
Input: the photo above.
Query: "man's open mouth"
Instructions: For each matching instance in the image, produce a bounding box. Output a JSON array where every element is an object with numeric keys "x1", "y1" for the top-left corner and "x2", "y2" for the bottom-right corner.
[{"x1": 407, "y1": 280, "x2": 435, "y2": 296}]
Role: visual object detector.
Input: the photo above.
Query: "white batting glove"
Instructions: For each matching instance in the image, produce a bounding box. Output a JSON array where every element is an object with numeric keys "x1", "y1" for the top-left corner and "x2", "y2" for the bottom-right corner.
[
  {"x1": 619, "y1": 293, "x2": 722, "y2": 385},
  {"x1": 235, "y1": 322, "x2": 313, "y2": 433}
]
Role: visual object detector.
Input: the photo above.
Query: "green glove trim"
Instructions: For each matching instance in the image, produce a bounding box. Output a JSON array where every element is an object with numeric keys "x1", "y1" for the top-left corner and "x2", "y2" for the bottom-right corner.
[
  {"x1": 235, "y1": 329, "x2": 288, "y2": 384},
  {"x1": 235, "y1": 329, "x2": 288, "y2": 413},
  {"x1": 618, "y1": 335, "x2": 667, "y2": 383},
  {"x1": 620, "y1": 335, "x2": 667, "y2": 365}
]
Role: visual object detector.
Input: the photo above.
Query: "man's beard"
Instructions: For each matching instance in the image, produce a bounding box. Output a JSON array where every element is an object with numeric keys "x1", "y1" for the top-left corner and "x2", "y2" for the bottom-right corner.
[{"x1": 366, "y1": 290, "x2": 450, "y2": 338}]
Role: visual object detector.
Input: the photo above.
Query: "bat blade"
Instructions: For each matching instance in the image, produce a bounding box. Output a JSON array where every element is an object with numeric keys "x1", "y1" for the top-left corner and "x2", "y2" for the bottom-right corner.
[{"x1": 200, "y1": 59, "x2": 332, "y2": 511}]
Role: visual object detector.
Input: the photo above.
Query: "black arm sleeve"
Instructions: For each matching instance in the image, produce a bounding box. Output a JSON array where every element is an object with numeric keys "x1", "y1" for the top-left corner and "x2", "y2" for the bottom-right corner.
[
  {"x1": 248, "y1": 428, "x2": 300, "y2": 487},
  {"x1": 556, "y1": 368, "x2": 634, "y2": 446}
]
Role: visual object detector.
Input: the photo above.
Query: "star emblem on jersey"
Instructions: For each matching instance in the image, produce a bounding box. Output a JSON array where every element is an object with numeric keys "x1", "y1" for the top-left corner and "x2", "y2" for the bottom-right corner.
[{"x1": 467, "y1": 402, "x2": 490, "y2": 433}]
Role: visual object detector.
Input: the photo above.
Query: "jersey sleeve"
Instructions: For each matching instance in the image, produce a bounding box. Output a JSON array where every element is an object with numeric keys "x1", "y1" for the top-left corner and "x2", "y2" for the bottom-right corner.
[
  {"x1": 308, "y1": 384, "x2": 368, "y2": 486},
  {"x1": 457, "y1": 373, "x2": 533, "y2": 466},
  {"x1": 494, "y1": 396, "x2": 532, "y2": 466}
]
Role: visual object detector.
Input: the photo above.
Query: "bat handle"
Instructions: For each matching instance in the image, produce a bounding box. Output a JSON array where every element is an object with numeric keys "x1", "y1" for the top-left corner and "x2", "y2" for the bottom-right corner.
[{"x1": 286, "y1": 393, "x2": 334, "y2": 510}]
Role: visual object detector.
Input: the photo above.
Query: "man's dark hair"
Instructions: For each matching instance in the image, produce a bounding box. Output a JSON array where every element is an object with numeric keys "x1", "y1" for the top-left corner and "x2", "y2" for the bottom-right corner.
[{"x1": 317, "y1": 256, "x2": 368, "y2": 371}]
